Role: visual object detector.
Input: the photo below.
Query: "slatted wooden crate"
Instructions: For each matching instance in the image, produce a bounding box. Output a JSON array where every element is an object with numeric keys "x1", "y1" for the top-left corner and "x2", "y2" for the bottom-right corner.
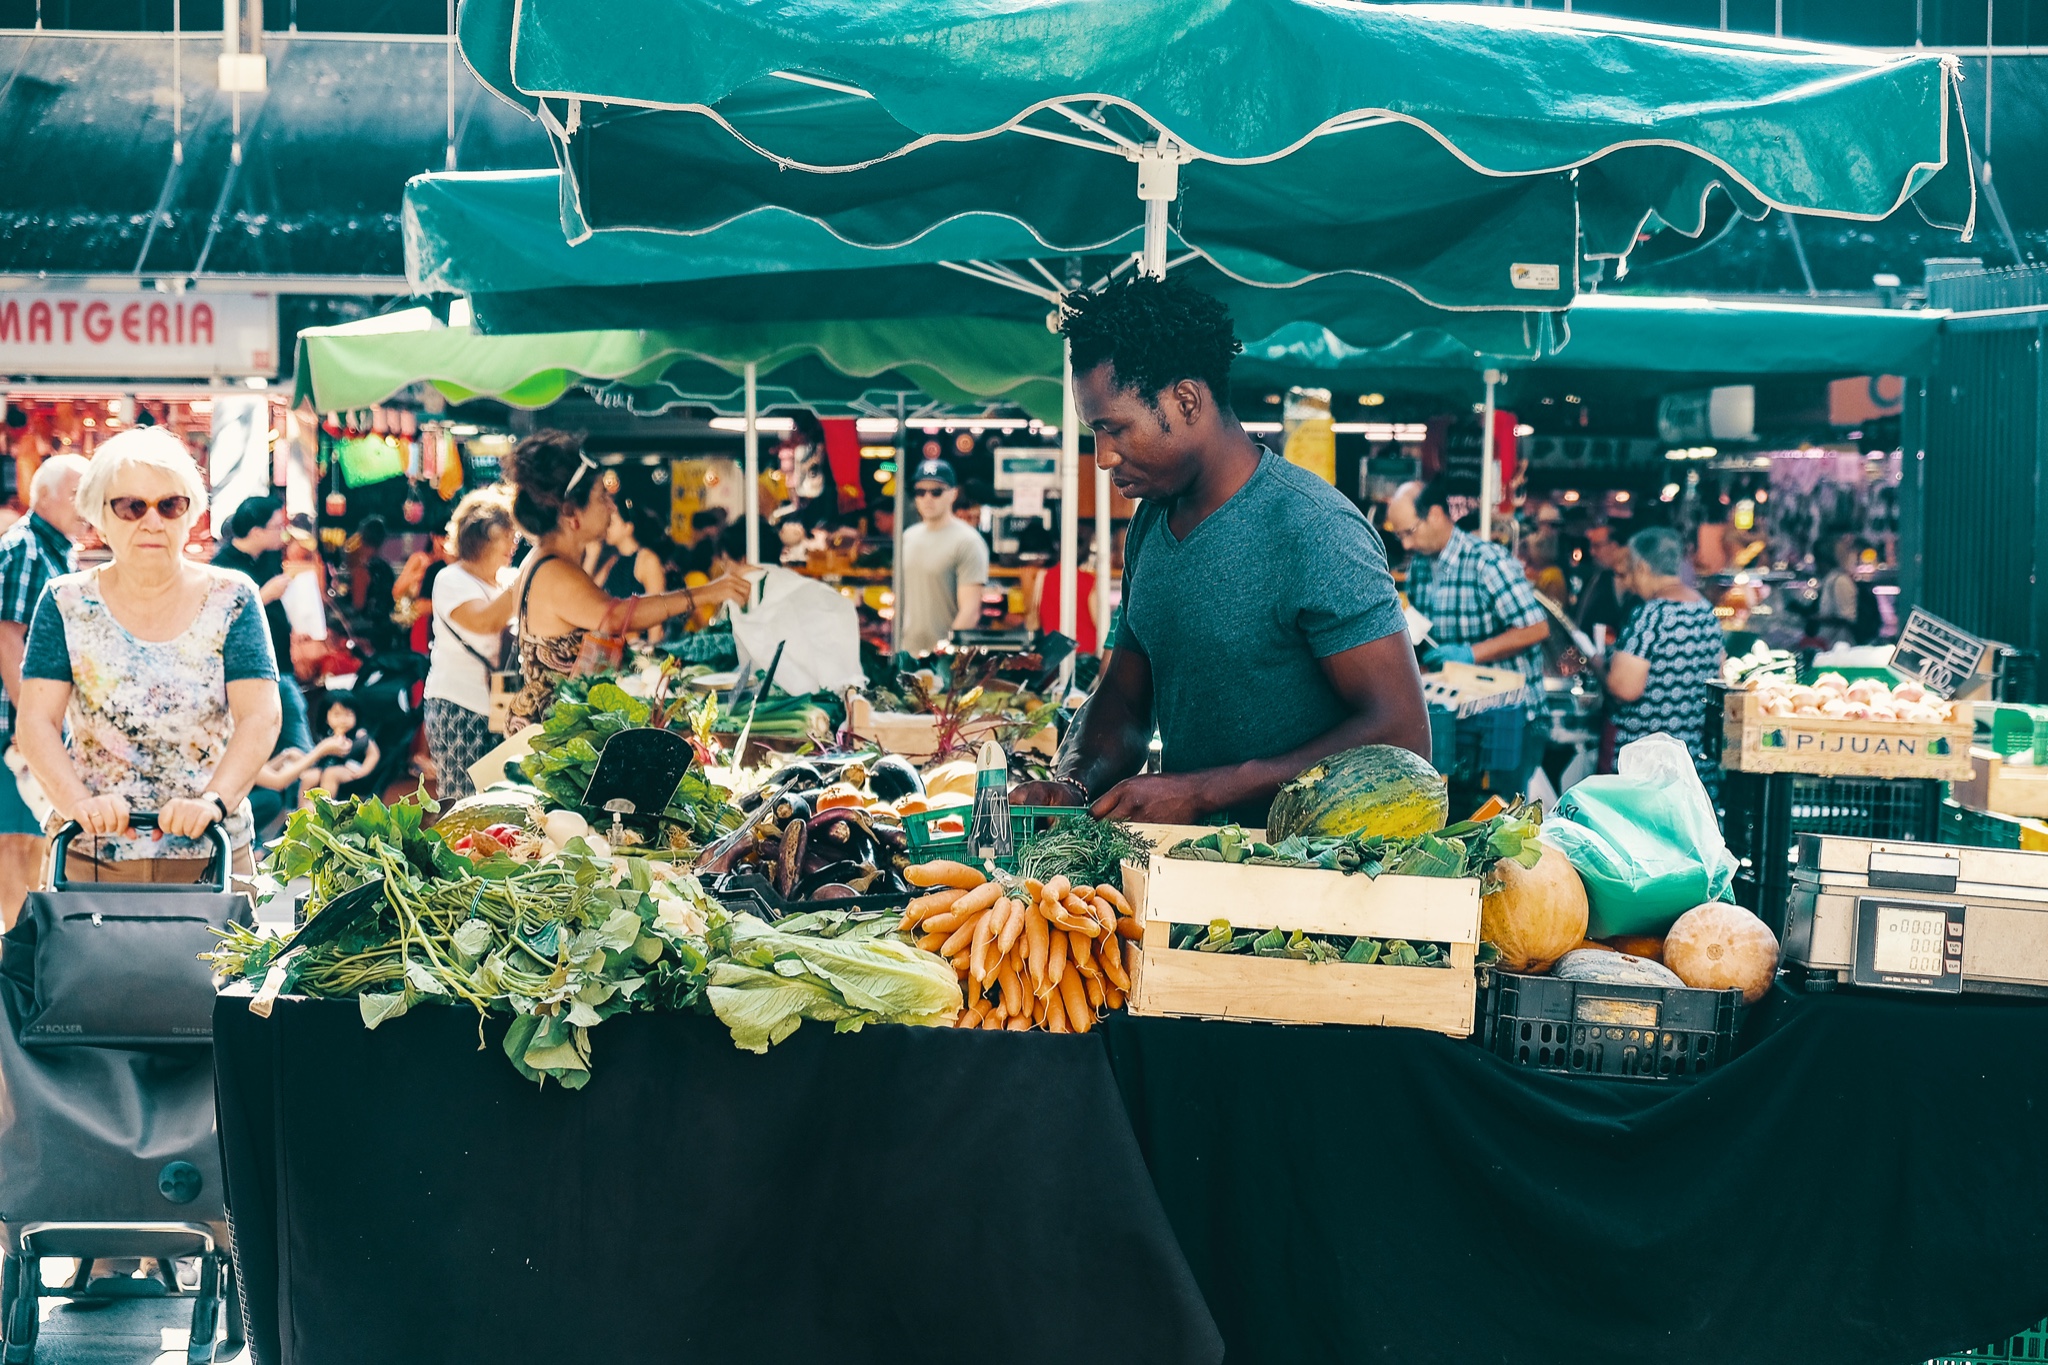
[
  {"x1": 1122, "y1": 828, "x2": 1482, "y2": 1037},
  {"x1": 1720, "y1": 689, "x2": 1974, "y2": 781}
]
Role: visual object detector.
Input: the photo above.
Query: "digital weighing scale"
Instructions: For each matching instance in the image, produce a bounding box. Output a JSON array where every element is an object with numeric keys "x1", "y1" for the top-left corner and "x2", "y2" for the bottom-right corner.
[{"x1": 1783, "y1": 836, "x2": 2048, "y2": 997}]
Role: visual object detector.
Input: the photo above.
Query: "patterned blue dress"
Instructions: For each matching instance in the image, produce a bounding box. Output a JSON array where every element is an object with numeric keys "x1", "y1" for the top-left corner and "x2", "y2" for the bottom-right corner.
[{"x1": 1613, "y1": 596, "x2": 1727, "y2": 780}]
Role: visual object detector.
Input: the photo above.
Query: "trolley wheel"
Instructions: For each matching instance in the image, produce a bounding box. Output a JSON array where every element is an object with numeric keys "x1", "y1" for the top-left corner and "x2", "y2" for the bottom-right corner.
[
  {"x1": 184, "y1": 1256, "x2": 219, "y2": 1365},
  {"x1": 217, "y1": 1256, "x2": 244, "y2": 1359},
  {"x1": 2, "y1": 1252, "x2": 39, "y2": 1365}
]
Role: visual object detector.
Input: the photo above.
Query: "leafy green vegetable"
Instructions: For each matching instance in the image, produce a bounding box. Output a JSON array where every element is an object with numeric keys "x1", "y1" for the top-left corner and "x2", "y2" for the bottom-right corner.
[
  {"x1": 1166, "y1": 800, "x2": 1546, "y2": 884},
  {"x1": 704, "y1": 912, "x2": 962, "y2": 1053},
  {"x1": 1166, "y1": 920, "x2": 1453, "y2": 968},
  {"x1": 1014, "y1": 817, "x2": 1154, "y2": 889}
]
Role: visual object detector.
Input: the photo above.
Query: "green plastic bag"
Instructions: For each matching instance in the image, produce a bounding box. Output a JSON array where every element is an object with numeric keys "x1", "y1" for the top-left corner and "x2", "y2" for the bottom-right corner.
[{"x1": 1547, "y1": 734, "x2": 1736, "y2": 939}]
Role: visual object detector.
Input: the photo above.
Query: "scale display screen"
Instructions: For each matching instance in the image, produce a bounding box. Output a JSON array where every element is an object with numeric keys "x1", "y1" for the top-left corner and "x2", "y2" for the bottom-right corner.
[{"x1": 1852, "y1": 896, "x2": 1965, "y2": 993}]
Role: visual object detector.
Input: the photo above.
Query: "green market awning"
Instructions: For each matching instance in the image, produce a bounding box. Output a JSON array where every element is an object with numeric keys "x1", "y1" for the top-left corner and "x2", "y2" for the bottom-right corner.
[
  {"x1": 291, "y1": 307, "x2": 1063, "y2": 420},
  {"x1": 1242, "y1": 293, "x2": 1946, "y2": 379},
  {"x1": 460, "y1": 0, "x2": 1973, "y2": 311},
  {"x1": 1234, "y1": 293, "x2": 1948, "y2": 417},
  {"x1": 406, "y1": 169, "x2": 1562, "y2": 358}
]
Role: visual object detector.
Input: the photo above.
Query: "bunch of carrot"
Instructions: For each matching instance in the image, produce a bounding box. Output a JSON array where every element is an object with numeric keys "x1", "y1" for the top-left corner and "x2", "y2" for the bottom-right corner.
[{"x1": 899, "y1": 859, "x2": 1141, "y2": 1034}]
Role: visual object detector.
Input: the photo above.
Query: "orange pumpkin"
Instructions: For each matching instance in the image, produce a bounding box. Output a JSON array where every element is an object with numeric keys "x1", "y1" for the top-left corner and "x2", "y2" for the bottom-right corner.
[
  {"x1": 1479, "y1": 842, "x2": 1590, "y2": 973},
  {"x1": 1603, "y1": 935, "x2": 1666, "y2": 962}
]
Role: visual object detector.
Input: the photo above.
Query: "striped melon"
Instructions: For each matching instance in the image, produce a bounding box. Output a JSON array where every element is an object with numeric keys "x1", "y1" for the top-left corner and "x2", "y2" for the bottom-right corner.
[{"x1": 1265, "y1": 745, "x2": 1449, "y2": 843}]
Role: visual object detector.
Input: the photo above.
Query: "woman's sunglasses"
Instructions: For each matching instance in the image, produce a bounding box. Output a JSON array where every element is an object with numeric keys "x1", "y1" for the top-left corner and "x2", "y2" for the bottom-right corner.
[{"x1": 107, "y1": 496, "x2": 193, "y2": 522}]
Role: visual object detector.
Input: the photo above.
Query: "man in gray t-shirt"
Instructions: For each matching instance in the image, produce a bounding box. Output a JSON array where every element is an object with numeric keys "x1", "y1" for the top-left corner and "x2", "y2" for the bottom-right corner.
[
  {"x1": 1011, "y1": 276, "x2": 1430, "y2": 827},
  {"x1": 898, "y1": 458, "x2": 989, "y2": 656}
]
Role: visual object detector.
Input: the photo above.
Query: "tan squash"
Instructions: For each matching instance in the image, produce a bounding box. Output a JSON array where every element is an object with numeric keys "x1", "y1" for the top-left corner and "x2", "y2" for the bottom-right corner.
[
  {"x1": 1479, "y1": 841, "x2": 1590, "y2": 973},
  {"x1": 1663, "y1": 902, "x2": 1781, "y2": 1004}
]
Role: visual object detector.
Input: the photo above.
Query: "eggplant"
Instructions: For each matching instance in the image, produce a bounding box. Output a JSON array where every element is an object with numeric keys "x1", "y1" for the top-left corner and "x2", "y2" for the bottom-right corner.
[
  {"x1": 798, "y1": 859, "x2": 872, "y2": 896},
  {"x1": 807, "y1": 808, "x2": 882, "y2": 864},
  {"x1": 774, "y1": 820, "x2": 809, "y2": 899},
  {"x1": 770, "y1": 792, "x2": 813, "y2": 826},
  {"x1": 699, "y1": 802, "x2": 779, "y2": 875},
  {"x1": 809, "y1": 884, "x2": 859, "y2": 901},
  {"x1": 867, "y1": 820, "x2": 908, "y2": 853},
  {"x1": 768, "y1": 762, "x2": 826, "y2": 793},
  {"x1": 867, "y1": 754, "x2": 924, "y2": 802},
  {"x1": 736, "y1": 786, "x2": 767, "y2": 813}
]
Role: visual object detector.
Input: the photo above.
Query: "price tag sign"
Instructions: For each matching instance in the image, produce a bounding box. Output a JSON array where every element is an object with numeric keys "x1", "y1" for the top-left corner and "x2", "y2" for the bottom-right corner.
[
  {"x1": 1890, "y1": 608, "x2": 1992, "y2": 700},
  {"x1": 1852, "y1": 895, "x2": 1965, "y2": 993}
]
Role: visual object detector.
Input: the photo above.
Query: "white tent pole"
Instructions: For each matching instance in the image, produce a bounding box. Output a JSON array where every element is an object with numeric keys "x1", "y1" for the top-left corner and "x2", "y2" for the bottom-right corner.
[
  {"x1": 743, "y1": 361, "x2": 760, "y2": 564},
  {"x1": 1478, "y1": 369, "x2": 1500, "y2": 541},
  {"x1": 1136, "y1": 142, "x2": 1179, "y2": 279},
  {"x1": 1094, "y1": 463, "x2": 1111, "y2": 653},
  {"x1": 1060, "y1": 342, "x2": 1080, "y2": 650},
  {"x1": 892, "y1": 393, "x2": 907, "y2": 656}
]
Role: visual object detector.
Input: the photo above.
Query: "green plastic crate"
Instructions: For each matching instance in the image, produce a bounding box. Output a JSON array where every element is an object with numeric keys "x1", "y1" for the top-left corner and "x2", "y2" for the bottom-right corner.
[
  {"x1": 1928, "y1": 1317, "x2": 2048, "y2": 1363},
  {"x1": 902, "y1": 804, "x2": 1090, "y2": 872},
  {"x1": 1974, "y1": 703, "x2": 2048, "y2": 761},
  {"x1": 1940, "y1": 799, "x2": 2025, "y2": 850}
]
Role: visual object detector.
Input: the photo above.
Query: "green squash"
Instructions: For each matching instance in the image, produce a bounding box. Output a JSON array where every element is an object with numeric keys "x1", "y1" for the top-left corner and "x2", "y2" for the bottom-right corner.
[{"x1": 1266, "y1": 745, "x2": 1449, "y2": 844}]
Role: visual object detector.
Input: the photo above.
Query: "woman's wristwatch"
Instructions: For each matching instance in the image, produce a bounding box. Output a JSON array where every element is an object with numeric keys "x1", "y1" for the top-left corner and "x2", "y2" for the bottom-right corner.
[{"x1": 199, "y1": 791, "x2": 230, "y2": 823}]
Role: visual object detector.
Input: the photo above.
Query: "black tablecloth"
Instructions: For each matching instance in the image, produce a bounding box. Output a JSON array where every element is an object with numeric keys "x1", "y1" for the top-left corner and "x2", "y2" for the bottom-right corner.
[
  {"x1": 1106, "y1": 987, "x2": 2048, "y2": 1365},
  {"x1": 217, "y1": 987, "x2": 2048, "y2": 1365},
  {"x1": 213, "y1": 997, "x2": 1223, "y2": 1365}
]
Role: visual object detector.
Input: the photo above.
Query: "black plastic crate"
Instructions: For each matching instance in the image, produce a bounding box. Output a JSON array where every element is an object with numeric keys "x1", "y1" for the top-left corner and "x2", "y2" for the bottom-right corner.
[
  {"x1": 711, "y1": 871, "x2": 913, "y2": 921},
  {"x1": 1479, "y1": 971, "x2": 1742, "y2": 1081},
  {"x1": 1723, "y1": 772, "x2": 1942, "y2": 937}
]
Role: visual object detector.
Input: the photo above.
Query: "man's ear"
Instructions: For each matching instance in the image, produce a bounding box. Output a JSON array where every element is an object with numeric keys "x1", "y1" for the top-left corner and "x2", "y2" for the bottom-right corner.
[{"x1": 1172, "y1": 378, "x2": 1206, "y2": 428}]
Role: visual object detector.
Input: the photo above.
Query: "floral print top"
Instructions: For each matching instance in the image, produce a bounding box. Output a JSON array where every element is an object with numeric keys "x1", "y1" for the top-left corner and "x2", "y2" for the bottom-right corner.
[{"x1": 22, "y1": 565, "x2": 277, "y2": 860}]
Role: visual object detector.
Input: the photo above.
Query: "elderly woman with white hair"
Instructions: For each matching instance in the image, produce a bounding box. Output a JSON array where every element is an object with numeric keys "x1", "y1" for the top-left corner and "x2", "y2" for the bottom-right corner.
[
  {"x1": 1600, "y1": 525, "x2": 1726, "y2": 784},
  {"x1": 13, "y1": 427, "x2": 282, "y2": 880}
]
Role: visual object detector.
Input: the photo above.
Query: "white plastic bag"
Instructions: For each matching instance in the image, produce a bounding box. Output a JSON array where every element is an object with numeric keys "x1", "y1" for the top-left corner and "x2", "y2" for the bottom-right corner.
[{"x1": 727, "y1": 567, "x2": 864, "y2": 696}]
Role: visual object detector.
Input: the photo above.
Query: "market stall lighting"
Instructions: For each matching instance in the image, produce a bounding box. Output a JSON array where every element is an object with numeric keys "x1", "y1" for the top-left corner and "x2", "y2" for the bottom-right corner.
[
  {"x1": 1614, "y1": 491, "x2": 1631, "y2": 503},
  {"x1": 1361, "y1": 393, "x2": 1385, "y2": 407},
  {"x1": 1330, "y1": 423, "x2": 1427, "y2": 441},
  {"x1": 1242, "y1": 421, "x2": 1283, "y2": 434},
  {"x1": 855, "y1": 418, "x2": 899, "y2": 435},
  {"x1": 1562, "y1": 490, "x2": 1580, "y2": 503},
  {"x1": 1513, "y1": 424, "x2": 1534, "y2": 437},
  {"x1": 1660, "y1": 484, "x2": 1680, "y2": 501},
  {"x1": 1665, "y1": 446, "x2": 1718, "y2": 460},
  {"x1": 710, "y1": 417, "x2": 796, "y2": 434},
  {"x1": 449, "y1": 424, "x2": 479, "y2": 437}
]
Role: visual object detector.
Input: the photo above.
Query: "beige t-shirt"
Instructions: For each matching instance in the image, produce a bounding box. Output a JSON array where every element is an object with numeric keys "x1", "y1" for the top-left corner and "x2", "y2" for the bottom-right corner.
[{"x1": 899, "y1": 517, "x2": 989, "y2": 656}]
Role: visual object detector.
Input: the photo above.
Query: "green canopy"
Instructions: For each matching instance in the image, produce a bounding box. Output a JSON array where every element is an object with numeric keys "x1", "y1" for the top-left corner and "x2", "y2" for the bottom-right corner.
[
  {"x1": 461, "y1": 0, "x2": 1973, "y2": 311},
  {"x1": 1242, "y1": 293, "x2": 1946, "y2": 379},
  {"x1": 291, "y1": 307, "x2": 1064, "y2": 420},
  {"x1": 407, "y1": 169, "x2": 1562, "y2": 358}
]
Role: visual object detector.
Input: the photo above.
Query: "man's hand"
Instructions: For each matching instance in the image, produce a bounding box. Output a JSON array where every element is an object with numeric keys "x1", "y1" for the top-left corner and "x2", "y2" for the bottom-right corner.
[
  {"x1": 1008, "y1": 779, "x2": 1089, "y2": 809},
  {"x1": 260, "y1": 573, "x2": 292, "y2": 604},
  {"x1": 1088, "y1": 773, "x2": 1212, "y2": 824},
  {"x1": 1423, "y1": 643, "x2": 1474, "y2": 668}
]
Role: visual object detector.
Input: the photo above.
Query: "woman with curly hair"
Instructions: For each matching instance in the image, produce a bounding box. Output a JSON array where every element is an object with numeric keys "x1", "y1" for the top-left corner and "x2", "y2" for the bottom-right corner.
[{"x1": 501, "y1": 431, "x2": 750, "y2": 732}]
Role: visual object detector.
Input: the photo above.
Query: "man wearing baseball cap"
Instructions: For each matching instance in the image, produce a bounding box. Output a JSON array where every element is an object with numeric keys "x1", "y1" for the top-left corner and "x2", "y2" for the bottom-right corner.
[{"x1": 898, "y1": 457, "x2": 989, "y2": 656}]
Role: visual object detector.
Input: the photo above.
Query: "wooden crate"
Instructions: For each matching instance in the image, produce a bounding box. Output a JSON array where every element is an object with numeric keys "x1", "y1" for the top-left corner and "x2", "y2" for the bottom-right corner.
[
  {"x1": 1720, "y1": 689, "x2": 1975, "y2": 780},
  {"x1": 1122, "y1": 833, "x2": 1481, "y2": 1037},
  {"x1": 1951, "y1": 746, "x2": 2048, "y2": 818}
]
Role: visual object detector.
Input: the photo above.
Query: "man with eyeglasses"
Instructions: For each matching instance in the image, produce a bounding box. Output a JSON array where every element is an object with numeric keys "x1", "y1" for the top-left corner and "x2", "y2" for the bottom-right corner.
[{"x1": 898, "y1": 458, "x2": 989, "y2": 657}]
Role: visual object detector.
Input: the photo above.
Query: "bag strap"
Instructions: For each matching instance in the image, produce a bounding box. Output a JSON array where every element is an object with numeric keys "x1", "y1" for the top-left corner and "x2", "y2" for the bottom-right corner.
[
  {"x1": 513, "y1": 554, "x2": 558, "y2": 641},
  {"x1": 433, "y1": 574, "x2": 502, "y2": 672}
]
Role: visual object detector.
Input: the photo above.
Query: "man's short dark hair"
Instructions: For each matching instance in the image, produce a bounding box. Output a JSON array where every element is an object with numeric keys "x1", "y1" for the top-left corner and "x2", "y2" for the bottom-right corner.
[
  {"x1": 228, "y1": 494, "x2": 283, "y2": 540},
  {"x1": 1059, "y1": 274, "x2": 1243, "y2": 408},
  {"x1": 1415, "y1": 474, "x2": 1479, "y2": 521}
]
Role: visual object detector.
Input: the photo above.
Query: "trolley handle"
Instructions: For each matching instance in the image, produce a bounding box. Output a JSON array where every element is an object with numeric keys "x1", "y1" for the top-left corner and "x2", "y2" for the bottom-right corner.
[{"x1": 49, "y1": 811, "x2": 236, "y2": 891}]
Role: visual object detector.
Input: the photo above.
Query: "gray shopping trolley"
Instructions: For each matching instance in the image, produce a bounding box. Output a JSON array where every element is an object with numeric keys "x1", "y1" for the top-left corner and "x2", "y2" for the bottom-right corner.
[{"x1": 0, "y1": 814, "x2": 247, "y2": 1364}]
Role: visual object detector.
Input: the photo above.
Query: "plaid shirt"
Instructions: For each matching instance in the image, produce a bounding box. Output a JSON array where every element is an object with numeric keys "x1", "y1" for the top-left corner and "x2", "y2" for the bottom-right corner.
[
  {"x1": 0, "y1": 513, "x2": 74, "y2": 735},
  {"x1": 1406, "y1": 528, "x2": 1549, "y2": 701}
]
